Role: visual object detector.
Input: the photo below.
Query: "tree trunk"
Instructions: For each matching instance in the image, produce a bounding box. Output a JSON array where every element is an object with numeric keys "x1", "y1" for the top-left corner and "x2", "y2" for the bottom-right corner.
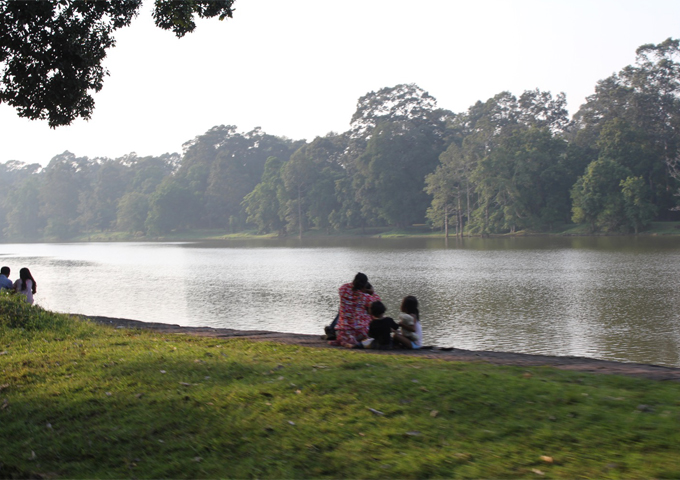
[
  {"x1": 457, "y1": 192, "x2": 463, "y2": 237},
  {"x1": 297, "y1": 185, "x2": 303, "y2": 240},
  {"x1": 444, "y1": 203, "x2": 449, "y2": 238},
  {"x1": 466, "y1": 175, "x2": 470, "y2": 227}
]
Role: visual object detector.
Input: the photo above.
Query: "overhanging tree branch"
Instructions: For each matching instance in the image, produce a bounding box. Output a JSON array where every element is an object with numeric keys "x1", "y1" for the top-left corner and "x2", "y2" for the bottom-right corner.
[{"x1": 0, "y1": 0, "x2": 235, "y2": 127}]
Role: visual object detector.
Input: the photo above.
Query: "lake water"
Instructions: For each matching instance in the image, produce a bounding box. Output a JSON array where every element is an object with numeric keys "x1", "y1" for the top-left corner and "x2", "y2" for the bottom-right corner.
[{"x1": 1, "y1": 236, "x2": 680, "y2": 367}]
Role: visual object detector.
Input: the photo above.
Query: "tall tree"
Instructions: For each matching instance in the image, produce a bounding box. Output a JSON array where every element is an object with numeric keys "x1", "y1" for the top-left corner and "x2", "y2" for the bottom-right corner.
[
  {"x1": 571, "y1": 158, "x2": 633, "y2": 232},
  {"x1": 145, "y1": 179, "x2": 200, "y2": 235},
  {"x1": 116, "y1": 192, "x2": 150, "y2": 234},
  {"x1": 347, "y1": 84, "x2": 453, "y2": 228},
  {"x1": 40, "y1": 151, "x2": 88, "y2": 239},
  {"x1": 620, "y1": 176, "x2": 657, "y2": 234},
  {"x1": 570, "y1": 38, "x2": 680, "y2": 215},
  {"x1": 4, "y1": 177, "x2": 43, "y2": 240},
  {"x1": 178, "y1": 126, "x2": 301, "y2": 229},
  {"x1": 78, "y1": 158, "x2": 131, "y2": 231},
  {"x1": 355, "y1": 119, "x2": 446, "y2": 227},
  {"x1": 280, "y1": 136, "x2": 344, "y2": 238},
  {"x1": 425, "y1": 144, "x2": 468, "y2": 237},
  {"x1": 448, "y1": 90, "x2": 570, "y2": 234},
  {"x1": 242, "y1": 157, "x2": 287, "y2": 235}
]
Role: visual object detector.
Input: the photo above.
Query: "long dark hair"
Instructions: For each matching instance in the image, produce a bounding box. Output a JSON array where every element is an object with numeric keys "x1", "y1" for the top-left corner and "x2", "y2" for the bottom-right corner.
[
  {"x1": 400, "y1": 295, "x2": 419, "y2": 319},
  {"x1": 351, "y1": 272, "x2": 368, "y2": 291},
  {"x1": 19, "y1": 268, "x2": 36, "y2": 294}
]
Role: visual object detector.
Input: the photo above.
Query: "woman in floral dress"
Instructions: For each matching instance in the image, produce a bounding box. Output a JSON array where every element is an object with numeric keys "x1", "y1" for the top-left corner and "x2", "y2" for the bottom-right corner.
[{"x1": 331, "y1": 272, "x2": 380, "y2": 348}]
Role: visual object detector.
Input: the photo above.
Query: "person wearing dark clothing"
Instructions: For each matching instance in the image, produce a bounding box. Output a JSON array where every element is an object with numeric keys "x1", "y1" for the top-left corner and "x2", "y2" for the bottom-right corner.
[
  {"x1": 367, "y1": 301, "x2": 399, "y2": 349},
  {"x1": 0, "y1": 266, "x2": 12, "y2": 290}
]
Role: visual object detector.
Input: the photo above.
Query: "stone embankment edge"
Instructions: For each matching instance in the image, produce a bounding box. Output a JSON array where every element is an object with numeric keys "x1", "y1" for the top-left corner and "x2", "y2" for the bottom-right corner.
[{"x1": 78, "y1": 314, "x2": 680, "y2": 383}]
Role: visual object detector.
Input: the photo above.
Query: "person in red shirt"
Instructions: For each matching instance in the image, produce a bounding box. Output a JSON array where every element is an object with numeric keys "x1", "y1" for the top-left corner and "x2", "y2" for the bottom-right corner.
[{"x1": 330, "y1": 272, "x2": 380, "y2": 348}]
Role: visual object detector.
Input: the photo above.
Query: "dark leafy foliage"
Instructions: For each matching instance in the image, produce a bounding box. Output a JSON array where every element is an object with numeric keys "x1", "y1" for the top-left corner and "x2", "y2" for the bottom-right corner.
[{"x1": 0, "y1": 0, "x2": 234, "y2": 126}]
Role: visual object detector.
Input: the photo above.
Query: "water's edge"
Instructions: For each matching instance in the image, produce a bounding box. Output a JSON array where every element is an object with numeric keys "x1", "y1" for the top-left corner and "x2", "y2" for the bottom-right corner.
[{"x1": 80, "y1": 314, "x2": 680, "y2": 383}]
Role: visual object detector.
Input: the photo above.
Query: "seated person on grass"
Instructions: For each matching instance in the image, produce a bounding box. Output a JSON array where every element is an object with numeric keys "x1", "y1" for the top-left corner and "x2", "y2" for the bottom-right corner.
[
  {"x1": 367, "y1": 301, "x2": 399, "y2": 349},
  {"x1": 393, "y1": 295, "x2": 423, "y2": 350}
]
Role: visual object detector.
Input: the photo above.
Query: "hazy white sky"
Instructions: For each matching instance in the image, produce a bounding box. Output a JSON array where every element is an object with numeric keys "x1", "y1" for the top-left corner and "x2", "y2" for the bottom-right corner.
[{"x1": 2, "y1": 0, "x2": 680, "y2": 166}]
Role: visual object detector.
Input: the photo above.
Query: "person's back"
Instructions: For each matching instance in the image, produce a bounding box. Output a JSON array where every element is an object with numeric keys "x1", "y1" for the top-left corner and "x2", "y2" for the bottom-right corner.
[
  {"x1": 333, "y1": 273, "x2": 380, "y2": 348},
  {"x1": 0, "y1": 266, "x2": 12, "y2": 290},
  {"x1": 367, "y1": 301, "x2": 398, "y2": 349},
  {"x1": 393, "y1": 295, "x2": 422, "y2": 350},
  {"x1": 398, "y1": 313, "x2": 418, "y2": 342},
  {"x1": 14, "y1": 267, "x2": 36, "y2": 304}
]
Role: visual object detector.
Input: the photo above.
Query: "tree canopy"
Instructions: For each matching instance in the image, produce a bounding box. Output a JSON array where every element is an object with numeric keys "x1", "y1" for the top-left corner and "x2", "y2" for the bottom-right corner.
[
  {"x1": 1, "y1": 40, "x2": 679, "y2": 240},
  {"x1": 0, "y1": 0, "x2": 234, "y2": 127}
]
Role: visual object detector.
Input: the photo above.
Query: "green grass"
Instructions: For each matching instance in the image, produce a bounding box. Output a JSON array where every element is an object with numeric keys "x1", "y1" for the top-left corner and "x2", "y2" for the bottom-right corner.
[
  {"x1": 1, "y1": 294, "x2": 680, "y2": 478},
  {"x1": 66, "y1": 221, "x2": 680, "y2": 243}
]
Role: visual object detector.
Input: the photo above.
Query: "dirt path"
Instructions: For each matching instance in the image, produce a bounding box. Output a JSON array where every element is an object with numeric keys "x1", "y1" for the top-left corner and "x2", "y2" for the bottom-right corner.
[{"x1": 82, "y1": 315, "x2": 680, "y2": 383}]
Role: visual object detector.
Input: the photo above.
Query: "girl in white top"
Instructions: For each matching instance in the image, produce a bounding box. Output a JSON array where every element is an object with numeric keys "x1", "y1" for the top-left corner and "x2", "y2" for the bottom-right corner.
[
  {"x1": 14, "y1": 267, "x2": 36, "y2": 304},
  {"x1": 393, "y1": 295, "x2": 422, "y2": 349}
]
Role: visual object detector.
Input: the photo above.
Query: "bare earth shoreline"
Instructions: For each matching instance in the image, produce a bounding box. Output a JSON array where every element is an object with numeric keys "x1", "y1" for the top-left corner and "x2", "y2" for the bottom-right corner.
[{"x1": 79, "y1": 314, "x2": 680, "y2": 383}]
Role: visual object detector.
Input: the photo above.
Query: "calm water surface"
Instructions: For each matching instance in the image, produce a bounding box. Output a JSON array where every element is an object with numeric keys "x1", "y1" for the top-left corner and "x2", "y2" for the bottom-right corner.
[{"x1": 1, "y1": 237, "x2": 679, "y2": 367}]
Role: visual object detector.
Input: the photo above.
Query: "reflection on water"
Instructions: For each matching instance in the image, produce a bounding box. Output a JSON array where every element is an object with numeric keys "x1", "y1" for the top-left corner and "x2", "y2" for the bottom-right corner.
[{"x1": 1, "y1": 237, "x2": 679, "y2": 366}]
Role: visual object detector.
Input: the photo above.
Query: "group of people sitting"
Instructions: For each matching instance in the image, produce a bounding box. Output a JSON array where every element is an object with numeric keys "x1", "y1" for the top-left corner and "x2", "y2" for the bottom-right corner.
[
  {"x1": 0, "y1": 266, "x2": 37, "y2": 305},
  {"x1": 326, "y1": 272, "x2": 422, "y2": 350}
]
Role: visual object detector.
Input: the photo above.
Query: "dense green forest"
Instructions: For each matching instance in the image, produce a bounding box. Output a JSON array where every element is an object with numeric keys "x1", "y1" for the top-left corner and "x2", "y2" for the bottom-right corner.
[{"x1": 2, "y1": 39, "x2": 680, "y2": 241}]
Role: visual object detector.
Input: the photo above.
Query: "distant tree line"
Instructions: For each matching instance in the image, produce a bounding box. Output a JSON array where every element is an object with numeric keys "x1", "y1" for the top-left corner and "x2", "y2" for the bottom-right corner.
[{"x1": 1, "y1": 39, "x2": 680, "y2": 241}]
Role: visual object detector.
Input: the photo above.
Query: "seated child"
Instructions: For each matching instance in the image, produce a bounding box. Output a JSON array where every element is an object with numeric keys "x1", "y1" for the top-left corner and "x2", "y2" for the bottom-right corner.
[
  {"x1": 393, "y1": 295, "x2": 422, "y2": 350},
  {"x1": 398, "y1": 312, "x2": 419, "y2": 343},
  {"x1": 367, "y1": 301, "x2": 399, "y2": 349}
]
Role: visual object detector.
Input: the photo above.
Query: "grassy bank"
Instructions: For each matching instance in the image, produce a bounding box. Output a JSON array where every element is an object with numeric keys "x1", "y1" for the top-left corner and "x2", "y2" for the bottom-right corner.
[
  {"x1": 1, "y1": 295, "x2": 680, "y2": 478},
  {"x1": 66, "y1": 221, "x2": 680, "y2": 243}
]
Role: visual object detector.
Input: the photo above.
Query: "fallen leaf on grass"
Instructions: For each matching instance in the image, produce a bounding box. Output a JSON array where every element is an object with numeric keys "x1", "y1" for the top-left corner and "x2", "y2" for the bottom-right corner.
[
  {"x1": 160, "y1": 370, "x2": 166, "y2": 374},
  {"x1": 405, "y1": 431, "x2": 422, "y2": 436},
  {"x1": 540, "y1": 455, "x2": 553, "y2": 463},
  {"x1": 419, "y1": 387, "x2": 429, "y2": 392},
  {"x1": 105, "y1": 392, "x2": 112, "y2": 396},
  {"x1": 179, "y1": 382, "x2": 193, "y2": 387},
  {"x1": 288, "y1": 421, "x2": 296, "y2": 426},
  {"x1": 295, "y1": 390, "x2": 302, "y2": 394},
  {"x1": 3, "y1": 398, "x2": 11, "y2": 409},
  {"x1": 193, "y1": 456, "x2": 202, "y2": 462},
  {"x1": 0, "y1": 351, "x2": 7, "y2": 355},
  {"x1": 430, "y1": 410, "x2": 439, "y2": 417},
  {"x1": 531, "y1": 469, "x2": 544, "y2": 475},
  {"x1": 367, "y1": 408, "x2": 384, "y2": 416}
]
